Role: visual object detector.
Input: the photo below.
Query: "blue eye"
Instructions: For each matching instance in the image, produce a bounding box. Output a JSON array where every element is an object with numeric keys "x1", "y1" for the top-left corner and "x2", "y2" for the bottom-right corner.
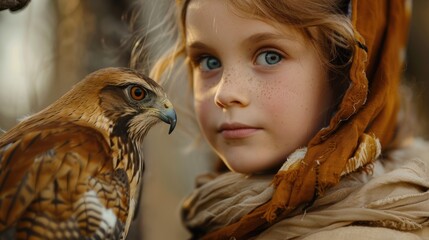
[
  {"x1": 200, "y1": 56, "x2": 221, "y2": 71},
  {"x1": 255, "y1": 51, "x2": 283, "y2": 66}
]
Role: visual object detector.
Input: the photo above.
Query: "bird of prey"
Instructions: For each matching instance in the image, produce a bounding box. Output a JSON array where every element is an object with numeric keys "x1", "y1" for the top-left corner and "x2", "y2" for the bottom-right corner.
[
  {"x1": 0, "y1": 0, "x2": 31, "y2": 12},
  {"x1": 0, "y1": 67, "x2": 177, "y2": 239}
]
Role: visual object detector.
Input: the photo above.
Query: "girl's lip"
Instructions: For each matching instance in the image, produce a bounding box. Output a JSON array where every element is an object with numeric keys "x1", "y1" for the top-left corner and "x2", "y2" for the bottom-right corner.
[{"x1": 218, "y1": 123, "x2": 261, "y2": 139}]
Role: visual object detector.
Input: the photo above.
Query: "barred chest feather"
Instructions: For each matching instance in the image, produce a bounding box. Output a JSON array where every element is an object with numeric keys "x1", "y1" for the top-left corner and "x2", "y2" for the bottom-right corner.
[{"x1": 108, "y1": 131, "x2": 145, "y2": 237}]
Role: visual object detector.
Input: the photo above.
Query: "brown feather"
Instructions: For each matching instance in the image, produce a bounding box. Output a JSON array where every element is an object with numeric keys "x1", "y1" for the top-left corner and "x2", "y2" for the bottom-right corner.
[{"x1": 0, "y1": 67, "x2": 176, "y2": 239}]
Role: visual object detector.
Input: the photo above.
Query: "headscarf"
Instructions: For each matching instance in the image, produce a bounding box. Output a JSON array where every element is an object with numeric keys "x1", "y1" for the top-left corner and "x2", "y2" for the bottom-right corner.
[{"x1": 200, "y1": 0, "x2": 412, "y2": 238}]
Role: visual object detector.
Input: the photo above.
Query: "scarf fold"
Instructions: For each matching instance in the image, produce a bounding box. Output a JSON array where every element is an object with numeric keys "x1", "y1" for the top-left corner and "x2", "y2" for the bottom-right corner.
[
  {"x1": 183, "y1": 139, "x2": 429, "y2": 239},
  {"x1": 192, "y1": 0, "x2": 412, "y2": 238}
]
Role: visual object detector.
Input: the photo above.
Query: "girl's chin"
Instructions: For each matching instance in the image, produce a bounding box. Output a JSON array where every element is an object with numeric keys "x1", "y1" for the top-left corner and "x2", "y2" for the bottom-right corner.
[{"x1": 221, "y1": 155, "x2": 284, "y2": 174}]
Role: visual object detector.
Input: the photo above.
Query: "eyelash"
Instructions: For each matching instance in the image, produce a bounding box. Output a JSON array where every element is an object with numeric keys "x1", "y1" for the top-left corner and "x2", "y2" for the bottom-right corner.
[
  {"x1": 253, "y1": 49, "x2": 285, "y2": 66},
  {"x1": 189, "y1": 48, "x2": 286, "y2": 72},
  {"x1": 199, "y1": 55, "x2": 222, "y2": 71}
]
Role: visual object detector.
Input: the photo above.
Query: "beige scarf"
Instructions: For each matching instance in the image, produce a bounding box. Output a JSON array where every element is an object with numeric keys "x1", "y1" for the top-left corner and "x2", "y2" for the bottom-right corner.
[{"x1": 183, "y1": 139, "x2": 429, "y2": 239}]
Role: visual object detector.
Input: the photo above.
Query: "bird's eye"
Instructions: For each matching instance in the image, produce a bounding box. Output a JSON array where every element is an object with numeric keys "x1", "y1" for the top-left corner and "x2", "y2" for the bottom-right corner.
[{"x1": 130, "y1": 86, "x2": 146, "y2": 101}]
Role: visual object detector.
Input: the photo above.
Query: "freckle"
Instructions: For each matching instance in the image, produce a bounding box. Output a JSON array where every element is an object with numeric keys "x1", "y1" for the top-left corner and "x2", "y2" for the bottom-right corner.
[
  {"x1": 267, "y1": 88, "x2": 272, "y2": 99},
  {"x1": 223, "y1": 76, "x2": 229, "y2": 84}
]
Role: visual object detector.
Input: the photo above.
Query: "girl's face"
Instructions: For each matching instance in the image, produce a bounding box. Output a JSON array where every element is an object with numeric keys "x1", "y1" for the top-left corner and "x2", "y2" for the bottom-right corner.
[{"x1": 186, "y1": 0, "x2": 333, "y2": 173}]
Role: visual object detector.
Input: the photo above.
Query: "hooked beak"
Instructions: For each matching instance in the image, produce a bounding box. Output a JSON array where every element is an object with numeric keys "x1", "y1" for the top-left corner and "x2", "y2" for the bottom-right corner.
[{"x1": 159, "y1": 102, "x2": 177, "y2": 134}]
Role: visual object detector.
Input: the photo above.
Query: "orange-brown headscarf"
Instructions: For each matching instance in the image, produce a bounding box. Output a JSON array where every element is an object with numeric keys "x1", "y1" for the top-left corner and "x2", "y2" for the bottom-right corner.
[{"x1": 201, "y1": 0, "x2": 411, "y2": 239}]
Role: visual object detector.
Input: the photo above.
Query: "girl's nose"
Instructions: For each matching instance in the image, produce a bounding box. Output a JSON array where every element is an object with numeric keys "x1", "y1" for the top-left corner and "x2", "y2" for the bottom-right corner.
[{"x1": 214, "y1": 69, "x2": 250, "y2": 109}]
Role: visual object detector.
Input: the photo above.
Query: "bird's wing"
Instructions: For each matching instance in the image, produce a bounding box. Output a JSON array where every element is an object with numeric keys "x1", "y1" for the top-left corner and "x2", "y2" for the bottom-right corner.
[{"x1": 0, "y1": 124, "x2": 128, "y2": 238}]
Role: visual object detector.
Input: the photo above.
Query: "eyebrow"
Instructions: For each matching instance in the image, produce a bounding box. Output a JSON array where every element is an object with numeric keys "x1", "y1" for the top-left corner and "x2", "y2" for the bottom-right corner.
[
  {"x1": 186, "y1": 41, "x2": 212, "y2": 51},
  {"x1": 244, "y1": 32, "x2": 298, "y2": 44},
  {"x1": 186, "y1": 32, "x2": 298, "y2": 52}
]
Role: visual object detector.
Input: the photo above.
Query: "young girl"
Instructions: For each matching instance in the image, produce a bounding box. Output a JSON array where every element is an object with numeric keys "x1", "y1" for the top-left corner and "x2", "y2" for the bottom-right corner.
[{"x1": 144, "y1": 0, "x2": 429, "y2": 239}]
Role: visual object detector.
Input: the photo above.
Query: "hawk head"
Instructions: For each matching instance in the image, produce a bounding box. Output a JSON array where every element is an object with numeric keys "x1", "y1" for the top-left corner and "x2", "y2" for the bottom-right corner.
[{"x1": 51, "y1": 67, "x2": 177, "y2": 143}]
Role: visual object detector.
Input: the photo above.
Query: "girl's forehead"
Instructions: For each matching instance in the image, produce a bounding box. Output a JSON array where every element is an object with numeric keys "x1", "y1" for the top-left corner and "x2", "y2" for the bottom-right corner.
[{"x1": 185, "y1": 0, "x2": 305, "y2": 44}]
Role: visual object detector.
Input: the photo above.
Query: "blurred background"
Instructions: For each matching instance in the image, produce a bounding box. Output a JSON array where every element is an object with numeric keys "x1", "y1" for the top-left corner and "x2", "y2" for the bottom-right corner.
[{"x1": 0, "y1": 1, "x2": 428, "y2": 239}]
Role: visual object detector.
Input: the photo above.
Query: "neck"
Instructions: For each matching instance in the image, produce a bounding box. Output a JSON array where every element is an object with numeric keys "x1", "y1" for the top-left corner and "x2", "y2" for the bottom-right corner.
[{"x1": 109, "y1": 133, "x2": 144, "y2": 190}]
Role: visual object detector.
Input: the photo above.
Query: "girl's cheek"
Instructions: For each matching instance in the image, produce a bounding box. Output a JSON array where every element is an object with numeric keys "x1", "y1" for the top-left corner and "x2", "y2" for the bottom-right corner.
[
  {"x1": 257, "y1": 77, "x2": 291, "y2": 109},
  {"x1": 192, "y1": 74, "x2": 219, "y2": 102},
  {"x1": 193, "y1": 74, "x2": 220, "y2": 129},
  {"x1": 194, "y1": 98, "x2": 214, "y2": 138}
]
